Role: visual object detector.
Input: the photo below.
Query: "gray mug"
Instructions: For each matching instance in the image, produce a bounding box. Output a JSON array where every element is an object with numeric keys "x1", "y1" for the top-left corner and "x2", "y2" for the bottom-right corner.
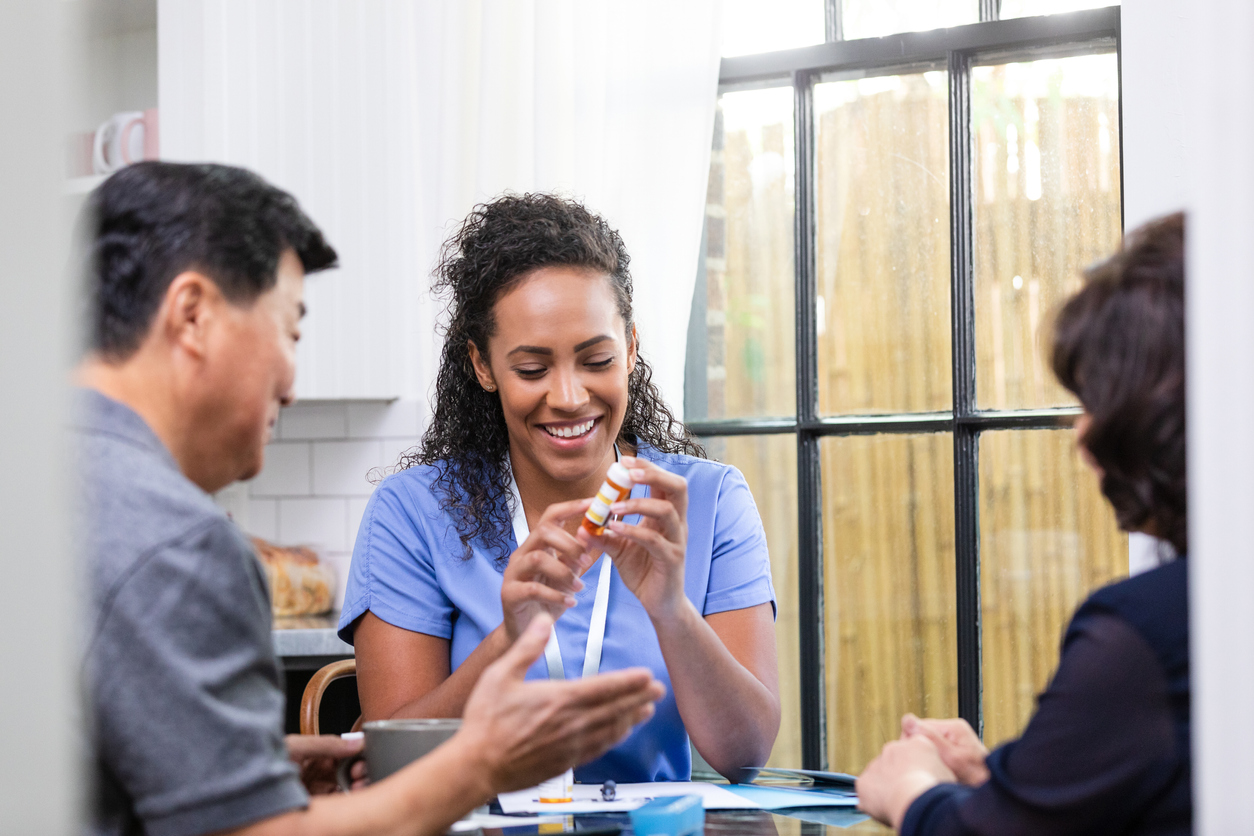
[{"x1": 336, "y1": 718, "x2": 462, "y2": 791}]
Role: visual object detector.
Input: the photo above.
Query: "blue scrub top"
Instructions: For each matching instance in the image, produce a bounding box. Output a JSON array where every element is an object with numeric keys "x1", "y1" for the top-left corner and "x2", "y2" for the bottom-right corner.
[{"x1": 338, "y1": 443, "x2": 776, "y2": 782}]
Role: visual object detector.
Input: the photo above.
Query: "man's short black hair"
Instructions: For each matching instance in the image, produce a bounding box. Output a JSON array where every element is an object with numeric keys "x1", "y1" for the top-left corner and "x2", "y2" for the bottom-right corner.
[{"x1": 86, "y1": 161, "x2": 338, "y2": 359}]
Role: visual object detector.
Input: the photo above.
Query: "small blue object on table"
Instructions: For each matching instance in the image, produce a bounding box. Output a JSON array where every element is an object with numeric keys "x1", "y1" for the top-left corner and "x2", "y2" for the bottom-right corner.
[{"x1": 628, "y1": 795, "x2": 704, "y2": 836}]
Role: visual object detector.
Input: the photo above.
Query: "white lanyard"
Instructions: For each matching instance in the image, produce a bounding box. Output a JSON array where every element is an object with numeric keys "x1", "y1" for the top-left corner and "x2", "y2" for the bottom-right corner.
[{"x1": 507, "y1": 465, "x2": 615, "y2": 680}]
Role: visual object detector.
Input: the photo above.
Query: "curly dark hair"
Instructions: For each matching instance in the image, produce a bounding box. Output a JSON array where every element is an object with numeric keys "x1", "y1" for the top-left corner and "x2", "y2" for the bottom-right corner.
[
  {"x1": 1051, "y1": 212, "x2": 1186, "y2": 556},
  {"x1": 401, "y1": 193, "x2": 703, "y2": 558}
]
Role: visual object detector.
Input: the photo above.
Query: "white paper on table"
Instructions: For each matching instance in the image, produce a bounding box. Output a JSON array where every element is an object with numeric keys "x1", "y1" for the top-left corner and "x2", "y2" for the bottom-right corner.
[
  {"x1": 449, "y1": 814, "x2": 568, "y2": 832},
  {"x1": 498, "y1": 782, "x2": 758, "y2": 814}
]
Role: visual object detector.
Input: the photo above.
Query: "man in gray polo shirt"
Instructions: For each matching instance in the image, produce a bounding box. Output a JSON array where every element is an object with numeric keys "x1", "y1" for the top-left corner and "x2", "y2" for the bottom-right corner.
[{"x1": 75, "y1": 162, "x2": 663, "y2": 836}]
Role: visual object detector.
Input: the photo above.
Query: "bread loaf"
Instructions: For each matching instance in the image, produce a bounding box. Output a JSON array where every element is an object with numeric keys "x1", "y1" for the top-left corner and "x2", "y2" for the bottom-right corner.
[{"x1": 250, "y1": 537, "x2": 336, "y2": 616}]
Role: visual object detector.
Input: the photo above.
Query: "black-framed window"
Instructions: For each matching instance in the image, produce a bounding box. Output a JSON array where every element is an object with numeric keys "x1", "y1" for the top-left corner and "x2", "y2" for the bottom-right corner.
[{"x1": 687, "y1": 2, "x2": 1127, "y2": 771}]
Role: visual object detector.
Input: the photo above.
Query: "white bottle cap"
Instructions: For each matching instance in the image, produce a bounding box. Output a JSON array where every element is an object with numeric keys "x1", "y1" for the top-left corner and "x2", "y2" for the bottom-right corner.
[{"x1": 607, "y1": 461, "x2": 632, "y2": 487}]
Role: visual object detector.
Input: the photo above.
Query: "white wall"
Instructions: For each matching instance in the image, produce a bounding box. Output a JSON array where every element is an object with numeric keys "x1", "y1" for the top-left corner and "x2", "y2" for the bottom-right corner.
[
  {"x1": 1121, "y1": 0, "x2": 1189, "y2": 229},
  {"x1": 82, "y1": 8, "x2": 156, "y2": 128},
  {"x1": 1126, "y1": 1, "x2": 1254, "y2": 829},
  {"x1": 1185, "y1": 1, "x2": 1254, "y2": 831},
  {"x1": 160, "y1": 0, "x2": 720, "y2": 411},
  {"x1": 0, "y1": 2, "x2": 78, "y2": 832},
  {"x1": 216, "y1": 399, "x2": 428, "y2": 610},
  {"x1": 1120, "y1": 0, "x2": 1189, "y2": 576}
]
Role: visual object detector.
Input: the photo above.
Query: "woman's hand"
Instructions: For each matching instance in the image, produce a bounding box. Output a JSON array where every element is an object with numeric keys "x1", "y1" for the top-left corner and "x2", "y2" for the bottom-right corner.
[
  {"x1": 857, "y1": 735, "x2": 956, "y2": 829},
  {"x1": 501, "y1": 498, "x2": 595, "y2": 642},
  {"x1": 581, "y1": 456, "x2": 689, "y2": 623},
  {"x1": 900, "y1": 713, "x2": 990, "y2": 787},
  {"x1": 460, "y1": 615, "x2": 665, "y2": 793}
]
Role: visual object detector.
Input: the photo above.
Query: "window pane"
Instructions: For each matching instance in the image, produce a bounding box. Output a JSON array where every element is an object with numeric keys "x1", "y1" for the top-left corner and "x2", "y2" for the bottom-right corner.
[
  {"x1": 703, "y1": 435, "x2": 801, "y2": 768},
  {"x1": 722, "y1": 0, "x2": 824, "y2": 57},
  {"x1": 815, "y1": 72, "x2": 952, "y2": 416},
  {"x1": 1001, "y1": 0, "x2": 1119, "y2": 20},
  {"x1": 973, "y1": 54, "x2": 1121, "y2": 410},
  {"x1": 823, "y1": 433, "x2": 956, "y2": 773},
  {"x1": 979, "y1": 429, "x2": 1128, "y2": 747},
  {"x1": 842, "y1": 0, "x2": 977, "y2": 40},
  {"x1": 689, "y1": 88, "x2": 796, "y2": 421}
]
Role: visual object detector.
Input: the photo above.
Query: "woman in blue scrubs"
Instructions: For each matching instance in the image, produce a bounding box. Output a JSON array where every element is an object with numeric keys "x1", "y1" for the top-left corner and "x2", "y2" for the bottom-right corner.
[{"x1": 338, "y1": 194, "x2": 780, "y2": 783}]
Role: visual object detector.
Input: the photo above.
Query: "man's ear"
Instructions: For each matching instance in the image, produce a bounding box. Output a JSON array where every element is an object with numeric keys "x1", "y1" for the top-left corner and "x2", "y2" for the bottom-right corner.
[
  {"x1": 161, "y1": 271, "x2": 219, "y2": 360},
  {"x1": 626, "y1": 324, "x2": 639, "y2": 375},
  {"x1": 467, "y1": 340, "x2": 497, "y2": 393}
]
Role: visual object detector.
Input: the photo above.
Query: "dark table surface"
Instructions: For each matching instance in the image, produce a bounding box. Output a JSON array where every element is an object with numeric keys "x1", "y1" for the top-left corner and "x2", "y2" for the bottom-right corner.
[
  {"x1": 479, "y1": 808, "x2": 892, "y2": 836},
  {"x1": 273, "y1": 618, "x2": 895, "y2": 834}
]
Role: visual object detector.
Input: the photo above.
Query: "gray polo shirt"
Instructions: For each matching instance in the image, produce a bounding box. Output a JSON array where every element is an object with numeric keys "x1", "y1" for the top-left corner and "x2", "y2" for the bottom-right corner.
[{"x1": 75, "y1": 389, "x2": 307, "y2": 836}]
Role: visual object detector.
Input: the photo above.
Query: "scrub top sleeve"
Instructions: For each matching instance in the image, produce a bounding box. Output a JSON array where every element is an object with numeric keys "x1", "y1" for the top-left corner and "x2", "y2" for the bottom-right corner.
[
  {"x1": 338, "y1": 476, "x2": 456, "y2": 644},
  {"x1": 701, "y1": 465, "x2": 777, "y2": 618}
]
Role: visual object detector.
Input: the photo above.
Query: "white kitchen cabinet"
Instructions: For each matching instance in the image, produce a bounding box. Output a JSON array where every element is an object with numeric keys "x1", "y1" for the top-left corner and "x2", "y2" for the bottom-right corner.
[
  {"x1": 158, "y1": 0, "x2": 427, "y2": 400},
  {"x1": 67, "y1": 1, "x2": 158, "y2": 196}
]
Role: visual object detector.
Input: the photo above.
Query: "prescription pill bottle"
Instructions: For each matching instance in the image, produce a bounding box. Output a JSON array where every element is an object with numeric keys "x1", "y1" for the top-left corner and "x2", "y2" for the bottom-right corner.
[
  {"x1": 581, "y1": 462, "x2": 633, "y2": 536},
  {"x1": 537, "y1": 768, "x2": 574, "y2": 803}
]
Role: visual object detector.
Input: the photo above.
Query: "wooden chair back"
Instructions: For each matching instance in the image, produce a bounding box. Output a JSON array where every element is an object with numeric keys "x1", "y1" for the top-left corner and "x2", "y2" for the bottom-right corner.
[{"x1": 299, "y1": 658, "x2": 361, "y2": 735}]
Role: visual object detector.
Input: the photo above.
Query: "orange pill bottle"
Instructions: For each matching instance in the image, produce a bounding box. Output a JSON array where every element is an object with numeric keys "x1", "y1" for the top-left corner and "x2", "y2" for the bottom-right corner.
[{"x1": 581, "y1": 462, "x2": 633, "y2": 536}]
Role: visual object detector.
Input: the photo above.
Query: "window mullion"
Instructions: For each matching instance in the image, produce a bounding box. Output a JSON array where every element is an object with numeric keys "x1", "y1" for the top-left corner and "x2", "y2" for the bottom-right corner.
[
  {"x1": 793, "y1": 68, "x2": 826, "y2": 771},
  {"x1": 825, "y1": 0, "x2": 843, "y2": 42},
  {"x1": 948, "y1": 49, "x2": 983, "y2": 735},
  {"x1": 979, "y1": 0, "x2": 1001, "y2": 23}
]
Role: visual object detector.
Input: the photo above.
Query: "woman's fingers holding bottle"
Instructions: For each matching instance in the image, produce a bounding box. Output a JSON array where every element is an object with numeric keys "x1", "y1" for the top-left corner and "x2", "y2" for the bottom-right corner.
[
  {"x1": 501, "y1": 500, "x2": 596, "y2": 640},
  {"x1": 607, "y1": 496, "x2": 684, "y2": 543},
  {"x1": 535, "y1": 498, "x2": 598, "y2": 571},
  {"x1": 604, "y1": 519, "x2": 674, "y2": 556},
  {"x1": 521, "y1": 527, "x2": 590, "y2": 583},
  {"x1": 506, "y1": 533, "x2": 582, "y2": 593},
  {"x1": 618, "y1": 457, "x2": 689, "y2": 518},
  {"x1": 599, "y1": 507, "x2": 688, "y2": 620},
  {"x1": 538, "y1": 496, "x2": 596, "y2": 527}
]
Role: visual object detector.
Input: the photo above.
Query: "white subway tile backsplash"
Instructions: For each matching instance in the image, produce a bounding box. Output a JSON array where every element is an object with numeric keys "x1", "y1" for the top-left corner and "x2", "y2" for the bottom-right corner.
[
  {"x1": 278, "y1": 498, "x2": 348, "y2": 551},
  {"x1": 379, "y1": 437, "x2": 423, "y2": 474},
  {"x1": 213, "y1": 481, "x2": 250, "y2": 526},
  {"x1": 277, "y1": 402, "x2": 348, "y2": 440},
  {"x1": 347, "y1": 496, "x2": 371, "y2": 551},
  {"x1": 324, "y1": 553, "x2": 353, "y2": 611},
  {"x1": 347, "y1": 399, "x2": 425, "y2": 439},
  {"x1": 249, "y1": 443, "x2": 312, "y2": 497},
  {"x1": 312, "y1": 440, "x2": 385, "y2": 496},
  {"x1": 246, "y1": 498, "x2": 278, "y2": 541}
]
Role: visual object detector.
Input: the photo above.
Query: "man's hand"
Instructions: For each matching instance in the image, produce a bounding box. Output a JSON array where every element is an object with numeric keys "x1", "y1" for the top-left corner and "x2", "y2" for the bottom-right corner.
[
  {"x1": 456, "y1": 614, "x2": 665, "y2": 794},
  {"x1": 900, "y1": 713, "x2": 990, "y2": 787},
  {"x1": 856, "y1": 735, "x2": 956, "y2": 830},
  {"x1": 284, "y1": 734, "x2": 365, "y2": 794}
]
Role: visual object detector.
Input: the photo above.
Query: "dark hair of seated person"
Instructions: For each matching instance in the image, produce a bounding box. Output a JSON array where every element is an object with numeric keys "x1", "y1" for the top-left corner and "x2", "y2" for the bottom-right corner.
[
  {"x1": 1051, "y1": 211, "x2": 1186, "y2": 554},
  {"x1": 84, "y1": 161, "x2": 339, "y2": 360}
]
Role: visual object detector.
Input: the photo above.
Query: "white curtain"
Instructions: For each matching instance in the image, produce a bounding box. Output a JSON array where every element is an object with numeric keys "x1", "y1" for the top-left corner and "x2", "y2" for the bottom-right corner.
[
  {"x1": 410, "y1": 0, "x2": 722, "y2": 416},
  {"x1": 160, "y1": 0, "x2": 722, "y2": 412}
]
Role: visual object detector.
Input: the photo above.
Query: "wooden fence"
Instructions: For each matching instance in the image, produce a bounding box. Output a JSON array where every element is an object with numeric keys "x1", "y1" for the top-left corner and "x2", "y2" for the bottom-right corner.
[{"x1": 703, "y1": 56, "x2": 1126, "y2": 772}]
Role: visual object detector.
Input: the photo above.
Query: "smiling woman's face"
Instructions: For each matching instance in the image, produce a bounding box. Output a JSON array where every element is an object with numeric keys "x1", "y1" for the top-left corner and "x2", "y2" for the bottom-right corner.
[{"x1": 469, "y1": 265, "x2": 636, "y2": 490}]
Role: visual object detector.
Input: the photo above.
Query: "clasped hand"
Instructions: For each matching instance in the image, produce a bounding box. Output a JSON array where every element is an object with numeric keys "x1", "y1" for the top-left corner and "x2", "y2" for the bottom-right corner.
[
  {"x1": 856, "y1": 713, "x2": 989, "y2": 828},
  {"x1": 500, "y1": 456, "x2": 689, "y2": 640}
]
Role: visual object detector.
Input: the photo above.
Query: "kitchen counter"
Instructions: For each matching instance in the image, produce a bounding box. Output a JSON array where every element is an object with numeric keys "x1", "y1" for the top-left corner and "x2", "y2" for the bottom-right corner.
[{"x1": 272, "y1": 611, "x2": 353, "y2": 671}]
